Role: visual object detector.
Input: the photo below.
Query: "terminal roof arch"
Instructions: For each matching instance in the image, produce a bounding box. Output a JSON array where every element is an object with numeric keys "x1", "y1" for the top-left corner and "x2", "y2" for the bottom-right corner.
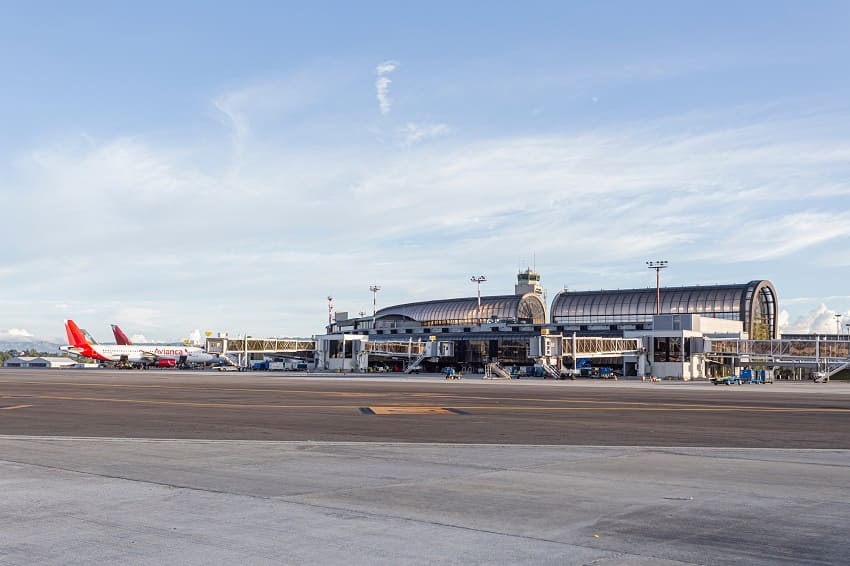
[
  {"x1": 375, "y1": 293, "x2": 547, "y2": 327},
  {"x1": 549, "y1": 280, "x2": 778, "y2": 339}
]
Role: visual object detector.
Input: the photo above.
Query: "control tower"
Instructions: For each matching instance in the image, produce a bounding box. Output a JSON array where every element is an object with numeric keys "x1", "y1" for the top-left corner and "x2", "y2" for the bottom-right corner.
[{"x1": 515, "y1": 268, "x2": 544, "y2": 297}]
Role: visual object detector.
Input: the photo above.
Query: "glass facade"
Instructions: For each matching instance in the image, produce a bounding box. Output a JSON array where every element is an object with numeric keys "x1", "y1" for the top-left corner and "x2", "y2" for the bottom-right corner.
[
  {"x1": 375, "y1": 293, "x2": 547, "y2": 327},
  {"x1": 450, "y1": 338, "x2": 532, "y2": 365},
  {"x1": 653, "y1": 337, "x2": 690, "y2": 362},
  {"x1": 551, "y1": 281, "x2": 778, "y2": 339}
]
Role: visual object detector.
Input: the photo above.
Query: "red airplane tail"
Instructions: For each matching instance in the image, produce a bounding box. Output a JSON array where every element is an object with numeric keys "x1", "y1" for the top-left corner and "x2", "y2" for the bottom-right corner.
[
  {"x1": 64, "y1": 320, "x2": 89, "y2": 348},
  {"x1": 111, "y1": 324, "x2": 133, "y2": 345},
  {"x1": 64, "y1": 321, "x2": 77, "y2": 346}
]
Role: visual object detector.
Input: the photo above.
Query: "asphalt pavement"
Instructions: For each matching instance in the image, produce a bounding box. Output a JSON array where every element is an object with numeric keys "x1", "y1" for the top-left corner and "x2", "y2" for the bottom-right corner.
[{"x1": 1, "y1": 369, "x2": 849, "y2": 565}]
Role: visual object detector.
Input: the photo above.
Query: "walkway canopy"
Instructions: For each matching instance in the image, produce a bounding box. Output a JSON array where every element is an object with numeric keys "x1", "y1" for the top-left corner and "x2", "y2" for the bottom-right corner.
[
  {"x1": 550, "y1": 280, "x2": 778, "y2": 339},
  {"x1": 375, "y1": 293, "x2": 547, "y2": 328}
]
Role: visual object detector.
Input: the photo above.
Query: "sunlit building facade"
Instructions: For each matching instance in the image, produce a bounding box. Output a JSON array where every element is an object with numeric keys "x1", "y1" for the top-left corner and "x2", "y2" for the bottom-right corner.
[{"x1": 549, "y1": 280, "x2": 778, "y2": 339}]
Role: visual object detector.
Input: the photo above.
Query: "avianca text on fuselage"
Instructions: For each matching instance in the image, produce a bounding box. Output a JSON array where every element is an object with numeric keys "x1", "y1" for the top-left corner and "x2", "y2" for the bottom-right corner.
[{"x1": 151, "y1": 347, "x2": 196, "y2": 357}]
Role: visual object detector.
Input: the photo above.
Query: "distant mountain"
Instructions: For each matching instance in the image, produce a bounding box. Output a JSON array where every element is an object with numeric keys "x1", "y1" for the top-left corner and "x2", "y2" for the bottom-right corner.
[{"x1": 0, "y1": 341, "x2": 63, "y2": 354}]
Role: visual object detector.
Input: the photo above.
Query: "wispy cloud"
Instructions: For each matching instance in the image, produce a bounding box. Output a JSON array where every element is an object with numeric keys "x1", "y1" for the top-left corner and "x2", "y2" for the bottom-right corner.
[
  {"x1": 400, "y1": 122, "x2": 453, "y2": 146},
  {"x1": 375, "y1": 59, "x2": 399, "y2": 115},
  {"x1": 213, "y1": 93, "x2": 250, "y2": 179}
]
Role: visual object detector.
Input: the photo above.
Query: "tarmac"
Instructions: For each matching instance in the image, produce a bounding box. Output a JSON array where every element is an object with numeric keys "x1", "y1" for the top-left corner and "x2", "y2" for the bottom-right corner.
[{"x1": 1, "y1": 369, "x2": 849, "y2": 564}]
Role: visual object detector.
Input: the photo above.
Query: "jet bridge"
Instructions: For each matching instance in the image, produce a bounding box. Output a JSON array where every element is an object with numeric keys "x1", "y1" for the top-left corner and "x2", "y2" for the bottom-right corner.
[
  {"x1": 317, "y1": 337, "x2": 456, "y2": 372},
  {"x1": 530, "y1": 334, "x2": 643, "y2": 359},
  {"x1": 365, "y1": 340, "x2": 454, "y2": 358},
  {"x1": 205, "y1": 337, "x2": 316, "y2": 355},
  {"x1": 706, "y1": 337, "x2": 850, "y2": 379},
  {"x1": 530, "y1": 334, "x2": 644, "y2": 376}
]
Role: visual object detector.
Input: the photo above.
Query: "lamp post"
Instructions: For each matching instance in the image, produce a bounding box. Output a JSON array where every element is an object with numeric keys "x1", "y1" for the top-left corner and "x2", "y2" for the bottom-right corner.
[
  {"x1": 646, "y1": 260, "x2": 668, "y2": 315},
  {"x1": 327, "y1": 296, "x2": 334, "y2": 327},
  {"x1": 369, "y1": 285, "x2": 381, "y2": 320},
  {"x1": 470, "y1": 275, "x2": 487, "y2": 324},
  {"x1": 835, "y1": 313, "x2": 842, "y2": 338}
]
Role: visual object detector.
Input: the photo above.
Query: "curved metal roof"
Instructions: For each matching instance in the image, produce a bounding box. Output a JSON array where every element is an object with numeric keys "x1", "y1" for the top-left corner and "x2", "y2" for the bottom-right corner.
[
  {"x1": 550, "y1": 280, "x2": 778, "y2": 339},
  {"x1": 375, "y1": 293, "x2": 547, "y2": 326}
]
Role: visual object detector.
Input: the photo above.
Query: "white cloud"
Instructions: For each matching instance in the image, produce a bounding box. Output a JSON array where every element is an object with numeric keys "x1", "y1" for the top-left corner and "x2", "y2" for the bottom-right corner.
[
  {"x1": 400, "y1": 122, "x2": 453, "y2": 146},
  {"x1": 188, "y1": 329, "x2": 203, "y2": 346},
  {"x1": 213, "y1": 94, "x2": 249, "y2": 179},
  {"x1": 375, "y1": 59, "x2": 399, "y2": 115},
  {"x1": 780, "y1": 304, "x2": 850, "y2": 334},
  {"x1": 376, "y1": 60, "x2": 399, "y2": 75},
  {"x1": 130, "y1": 334, "x2": 149, "y2": 343},
  {"x1": 3, "y1": 96, "x2": 850, "y2": 339},
  {"x1": 693, "y1": 211, "x2": 850, "y2": 262},
  {"x1": 0, "y1": 328, "x2": 34, "y2": 340}
]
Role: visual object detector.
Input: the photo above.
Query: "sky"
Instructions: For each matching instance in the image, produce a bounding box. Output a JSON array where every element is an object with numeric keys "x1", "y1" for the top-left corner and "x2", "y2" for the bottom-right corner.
[{"x1": 1, "y1": 1, "x2": 849, "y2": 343}]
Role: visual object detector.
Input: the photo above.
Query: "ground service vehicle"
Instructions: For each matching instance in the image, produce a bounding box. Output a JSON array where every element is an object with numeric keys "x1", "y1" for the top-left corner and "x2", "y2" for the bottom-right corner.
[
  {"x1": 711, "y1": 375, "x2": 741, "y2": 385},
  {"x1": 443, "y1": 367, "x2": 461, "y2": 380}
]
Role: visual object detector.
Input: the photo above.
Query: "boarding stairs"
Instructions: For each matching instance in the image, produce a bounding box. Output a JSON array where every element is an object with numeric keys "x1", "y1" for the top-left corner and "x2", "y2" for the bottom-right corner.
[
  {"x1": 815, "y1": 361, "x2": 850, "y2": 382},
  {"x1": 539, "y1": 360, "x2": 560, "y2": 379},
  {"x1": 217, "y1": 353, "x2": 240, "y2": 367},
  {"x1": 404, "y1": 353, "x2": 428, "y2": 374},
  {"x1": 484, "y1": 362, "x2": 512, "y2": 380}
]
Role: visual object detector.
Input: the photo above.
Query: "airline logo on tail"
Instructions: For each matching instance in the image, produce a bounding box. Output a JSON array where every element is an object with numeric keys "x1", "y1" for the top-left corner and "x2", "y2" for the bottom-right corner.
[
  {"x1": 62, "y1": 319, "x2": 106, "y2": 360},
  {"x1": 112, "y1": 324, "x2": 133, "y2": 345}
]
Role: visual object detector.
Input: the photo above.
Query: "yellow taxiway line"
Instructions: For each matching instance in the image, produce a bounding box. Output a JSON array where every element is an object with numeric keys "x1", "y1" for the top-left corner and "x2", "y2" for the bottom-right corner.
[
  {"x1": 6, "y1": 394, "x2": 850, "y2": 413},
  {"x1": 8, "y1": 380, "x2": 841, "y2": 409}
]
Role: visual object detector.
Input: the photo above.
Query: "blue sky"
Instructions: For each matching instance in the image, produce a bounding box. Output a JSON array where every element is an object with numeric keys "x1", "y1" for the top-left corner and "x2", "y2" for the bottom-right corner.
[{"x1": 1, "y1": 1, "x2": 849, "y2": 342}]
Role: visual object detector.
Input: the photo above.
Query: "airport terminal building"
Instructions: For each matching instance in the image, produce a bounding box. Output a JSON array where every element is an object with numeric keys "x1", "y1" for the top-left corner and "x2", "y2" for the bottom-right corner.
[
  {"x1": 315, "y1": 271, "x2": 780, "y2": 380},
  {"x1": 549, "y1": 280, "x2": 779, "y2": 340}
]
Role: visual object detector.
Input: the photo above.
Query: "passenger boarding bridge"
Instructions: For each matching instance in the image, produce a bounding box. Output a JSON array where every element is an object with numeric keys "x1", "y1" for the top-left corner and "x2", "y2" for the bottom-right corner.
[
  {"x1": 707, "y1": 337, "x2": 850, "y2": 379},
  {"x1": 205, "y1": 336, "x2": 315, "y2": 357},
  {"x1": 531, "y1": 334, "x2": 641, "y2": 358}
]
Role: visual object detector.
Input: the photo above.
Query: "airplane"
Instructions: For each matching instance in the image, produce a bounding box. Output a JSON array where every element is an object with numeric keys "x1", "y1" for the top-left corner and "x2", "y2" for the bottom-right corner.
[{"x1": 63, "y1": 319, "x2": 219, "y2": 366}]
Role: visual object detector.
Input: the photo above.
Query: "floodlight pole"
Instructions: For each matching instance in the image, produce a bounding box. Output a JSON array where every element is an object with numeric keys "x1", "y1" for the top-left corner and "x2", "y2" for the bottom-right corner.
[
  {"x1": 646, "y1": 261, "x2": 669, "y2": 315},
  {"x1": 835, "y1": 313, "x2": 842, "y2": 338},
  {"x1": 327, "y1": 296, "x2": 334, "y2": 327},
  {"x1": 369, "y1": 285, "x2": 381, "y2": 325},
  {"x1": 470, "y1": 275, "x2": 487, "y2": 324}
]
